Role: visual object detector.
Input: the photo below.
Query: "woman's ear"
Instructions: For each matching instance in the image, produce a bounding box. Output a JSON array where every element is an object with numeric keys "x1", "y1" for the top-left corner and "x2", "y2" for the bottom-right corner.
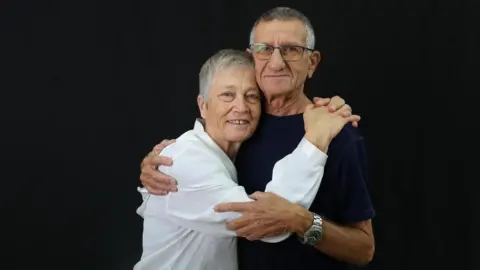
[{"x1": 197, "y1": 95, "x2": 207, "y2": 119}]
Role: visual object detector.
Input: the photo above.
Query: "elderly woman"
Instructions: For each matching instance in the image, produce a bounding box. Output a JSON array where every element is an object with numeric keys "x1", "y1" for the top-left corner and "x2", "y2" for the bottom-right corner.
[{"x1": 134, "y1": 49, "x2": 359, "y2": 270}]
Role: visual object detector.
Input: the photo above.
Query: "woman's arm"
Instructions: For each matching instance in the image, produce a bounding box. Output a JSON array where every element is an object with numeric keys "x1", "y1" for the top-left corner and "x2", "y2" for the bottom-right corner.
[{"x1": 139, "y1": 136, "x2": 327, "y2": 242}]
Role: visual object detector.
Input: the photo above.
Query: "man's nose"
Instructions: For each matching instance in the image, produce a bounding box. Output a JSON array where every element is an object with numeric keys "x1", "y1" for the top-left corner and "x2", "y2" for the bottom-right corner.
[{"x1": 267, "y1": 49, "x2": 286, "y2": 71}]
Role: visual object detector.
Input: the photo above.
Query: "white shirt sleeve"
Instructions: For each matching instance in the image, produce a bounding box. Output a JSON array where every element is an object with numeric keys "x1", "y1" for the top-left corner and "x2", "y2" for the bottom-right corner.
[{"x1": 139, "y1": 136, "x2": 327, "y2": 242}]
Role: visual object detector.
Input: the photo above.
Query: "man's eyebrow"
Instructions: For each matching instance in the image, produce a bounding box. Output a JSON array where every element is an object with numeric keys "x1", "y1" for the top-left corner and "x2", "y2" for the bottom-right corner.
[
  {"x1": 280, "y1": 42, "x2": 304, "y2": 46},
  {"x1": 224, "y1": 85, "x2": 236, "y2": 90}
]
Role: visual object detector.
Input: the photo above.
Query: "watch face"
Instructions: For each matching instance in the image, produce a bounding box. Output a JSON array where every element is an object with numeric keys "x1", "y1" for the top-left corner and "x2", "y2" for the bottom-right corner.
[
  {"x1": 311, "y1": 230, "x2": 321, "y2": 239},
  {"x1": 307, "y1": 228, "x2": 322, "y2": 245}
]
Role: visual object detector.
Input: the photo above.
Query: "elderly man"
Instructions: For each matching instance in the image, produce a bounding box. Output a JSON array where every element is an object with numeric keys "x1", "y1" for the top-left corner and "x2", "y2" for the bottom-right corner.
[
  {"x1": 134, "y1": 49, "x2": 360, "y2": 270},
  {"x1": 139, "y1": 7, "x2": 375, "y2": 270}
]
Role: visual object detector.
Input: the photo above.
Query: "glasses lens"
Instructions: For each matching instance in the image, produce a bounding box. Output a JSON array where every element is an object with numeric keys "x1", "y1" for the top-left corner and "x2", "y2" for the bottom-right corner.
[
  {"x1": 281, "y1": 46, "x2": 303, "y2": 61},
  {"x1": 251, "y1": 44, "x2": 273, "y2": 59}
]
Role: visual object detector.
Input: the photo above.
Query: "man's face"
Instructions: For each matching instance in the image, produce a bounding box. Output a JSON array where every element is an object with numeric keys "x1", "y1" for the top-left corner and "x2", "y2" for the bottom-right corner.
[
  {"x1": 198, "y1": 65, "x2": 261, "y2": 143},
  {"x1": 250, "y1": 19, "x2": 321, "y2": 97}
]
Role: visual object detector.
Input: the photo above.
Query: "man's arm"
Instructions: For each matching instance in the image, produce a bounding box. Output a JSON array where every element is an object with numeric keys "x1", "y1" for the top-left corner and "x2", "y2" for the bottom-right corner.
[
  {"x1": 141, "y1": 137, "x2": 326, "y2": 242},
  {"x1": 139, "y1": 139, "x2": 178, "y2": 195},
  {"x1": 292, "y1": 208, "x2": 374, "y2": 266},
  {"x1": 317, "y1": 219, "x2": 374, "y2": 265},
  {"x1": 215, "y1": 138, "x2": 375, "y2": 265},
  {"x1": 138, "y1": 95, "x2": 354, "y2": 195},
  {"x1": 282, "y1": 138, "x2": 375, "y2": 265}
]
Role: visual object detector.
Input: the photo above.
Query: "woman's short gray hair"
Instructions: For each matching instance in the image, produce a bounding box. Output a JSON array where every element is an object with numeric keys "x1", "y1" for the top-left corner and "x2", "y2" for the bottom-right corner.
[{"x1": 199, "y1": 49, "x2": 254, "y2": 100}]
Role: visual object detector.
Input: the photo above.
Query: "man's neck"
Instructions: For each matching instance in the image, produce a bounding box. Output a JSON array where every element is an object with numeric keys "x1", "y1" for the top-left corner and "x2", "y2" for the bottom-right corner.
[{"x1": 264, "y1": 91, "x2": 312, "y2": 116}]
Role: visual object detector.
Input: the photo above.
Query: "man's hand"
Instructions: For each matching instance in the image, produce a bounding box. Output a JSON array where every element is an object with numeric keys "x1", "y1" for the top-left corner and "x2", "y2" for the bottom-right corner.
[
  {"x1": 214, "y1": 192, "x2": 312, "y2": 241},
  {"x1": 312, "y1": 96, "x2": 359, "y2": 128},
  {"x1": 140, "y1": 139, "x2": 178, "y2": 195}
]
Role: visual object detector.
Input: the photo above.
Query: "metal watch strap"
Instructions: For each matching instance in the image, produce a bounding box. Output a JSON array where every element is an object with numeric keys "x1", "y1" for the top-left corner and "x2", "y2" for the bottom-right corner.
[{"x1": 301, "y1": 213, "x2": 323, "y2": 246}]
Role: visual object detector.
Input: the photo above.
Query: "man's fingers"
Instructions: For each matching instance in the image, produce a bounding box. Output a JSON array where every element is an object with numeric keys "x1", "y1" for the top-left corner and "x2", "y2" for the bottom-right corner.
[
  {"x1": 262, "y1": 226, "x2": 287, "y2": 239},
  {"x1": 246, "y1": 222, "x2": 288, "y2": 240},
  {"x1": 154, "y1": 139, "x2": 176, "y2": 153},
  {"x1": 146, "y1": 186, "x2": 169, "y2": 196},
  {"x1": 247, "y1": 226, "x2": 280, "y2": 240},
  {"x1": 152, "y1": 181, "x2": 178, "y2": 192},
  {"x1": 141, "y1": 172, "x2": 173, "y2": 195},
  {"x1": 140, "y1": 140, "x2": 177, "y2": 196},
  {"x1": 214, "y1": 201, "x2": 253, "y2": 213},
  {"x1": 248, "y1": 191, "x2": 267, "y2": 200},
  {"x1": 152, "y1": 155, "x2": 173, "y2": 167},
  {"x1": 141, "y1": 166, "x2": 178, "y2": 193},
  {"x1": 151, "y1": 170, "x2": 177, "y2": 187},
  {"x1": 149, "y1": 182, "x2": 177, "y2": 194},
  {"x1": 159, "y1": 139, "x2": 176, "y2": 148},
  {"x1": 144, "y1": 153, "x2": 173, "y2": 168},
  {"x1": 245, "y1": 230, "x2": 266, "y2": 241},
  {"x1": 352, "y1": 121, "x2": 359, "y2": 128},
  {"x1": 226, "y1": 216, "x2": 251, "y2": 231},
  {"x1": 143, "y1": 165, "x2": 177, "y2": 187},
  {"x1": 236, "y1": 223, "x2": 261, "y2": 239}
]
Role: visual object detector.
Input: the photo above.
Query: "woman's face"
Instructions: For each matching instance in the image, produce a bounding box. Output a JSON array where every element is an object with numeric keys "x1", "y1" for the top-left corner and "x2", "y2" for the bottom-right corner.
[{"x1": 198, "y1": 65, "x2": 261, "y2": 143}]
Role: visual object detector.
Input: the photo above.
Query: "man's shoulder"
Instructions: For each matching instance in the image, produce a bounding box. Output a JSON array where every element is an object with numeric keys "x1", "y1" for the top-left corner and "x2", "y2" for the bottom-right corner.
[
  {"x1": 335, "y1": 124, "x2": 364, "y2": 143},
  {"x1": 313, "y1": 125, "x2": 373, "y2": 224},
  {"x1": 328, "y1": 124, "x2": 364, "y2": 155}
]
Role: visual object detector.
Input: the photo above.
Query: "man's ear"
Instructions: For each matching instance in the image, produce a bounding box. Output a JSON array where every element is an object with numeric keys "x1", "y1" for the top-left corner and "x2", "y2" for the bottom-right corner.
[
  {"x1": 197, "y1": 95, "x2": 207, "y2": 119},
  {"x1": 307, "y1": 50, "x2": 322, "y2": 78},
  {"x1": 246, "y1": 48, "x2": 252, "y2": 54}
]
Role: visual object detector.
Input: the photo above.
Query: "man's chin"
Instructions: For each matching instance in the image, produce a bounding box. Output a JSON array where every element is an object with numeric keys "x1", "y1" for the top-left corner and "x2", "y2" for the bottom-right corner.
[{"x1": 261, "y1": 85, "x2": 292, "y2": 96}]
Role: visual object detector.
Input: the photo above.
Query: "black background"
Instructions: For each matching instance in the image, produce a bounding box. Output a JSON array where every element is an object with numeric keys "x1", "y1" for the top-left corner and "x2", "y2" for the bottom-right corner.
[{"x1": 2, "y1": 0, "x2": 479, "y2": 269}]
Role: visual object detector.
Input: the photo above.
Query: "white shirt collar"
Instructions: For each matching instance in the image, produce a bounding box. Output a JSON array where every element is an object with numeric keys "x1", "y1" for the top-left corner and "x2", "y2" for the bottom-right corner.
[
  {"x1": 193, "y1": 118, "x2": 205, "y2": 132},
  {"x1": 191, "y1": 118, "x2": 236, "y2": 165}
]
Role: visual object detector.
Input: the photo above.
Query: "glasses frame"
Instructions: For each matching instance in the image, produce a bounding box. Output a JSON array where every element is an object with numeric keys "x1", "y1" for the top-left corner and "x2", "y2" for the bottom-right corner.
[{"x1": 249, "y1": 43, "x2": 314, "y2": 62}]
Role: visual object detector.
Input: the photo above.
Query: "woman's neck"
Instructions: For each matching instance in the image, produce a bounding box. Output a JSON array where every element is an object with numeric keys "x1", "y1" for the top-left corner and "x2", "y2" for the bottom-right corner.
[
  {"x1": 218, "y1": 140, "x2": 242, "y2": 161},
  {"x1": 263, "y1": 90, "x2": 312, "y2": 116},
  {"x1": 204, "y1": 126, "x2": 242, "y2": 161}
]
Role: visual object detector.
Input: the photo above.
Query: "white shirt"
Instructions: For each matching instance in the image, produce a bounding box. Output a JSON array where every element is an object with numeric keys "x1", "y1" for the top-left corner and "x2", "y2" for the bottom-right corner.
[{"x1": 134, "y1": 119, "x2": 328, "y2": 270}]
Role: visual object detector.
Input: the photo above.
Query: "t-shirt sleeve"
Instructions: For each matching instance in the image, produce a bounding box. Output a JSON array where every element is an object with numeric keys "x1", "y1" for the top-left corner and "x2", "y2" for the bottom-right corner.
[{"x1": 337, "y1": 138, "x2": 376, "y2": 223}]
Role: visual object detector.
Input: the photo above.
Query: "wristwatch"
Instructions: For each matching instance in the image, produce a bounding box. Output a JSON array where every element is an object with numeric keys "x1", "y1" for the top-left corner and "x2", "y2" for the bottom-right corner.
[{"x1": 300, "y1": 212, "x2": 323, "y2": 246}]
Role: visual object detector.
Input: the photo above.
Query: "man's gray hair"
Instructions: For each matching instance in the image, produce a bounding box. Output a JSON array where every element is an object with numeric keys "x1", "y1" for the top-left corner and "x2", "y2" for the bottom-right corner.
[
  {"x1": 199, "y1": 49, "x2": 254, "y2": 99},
  {"x1": 249, "y1": 7, "x2": 316, "y2": 49}
]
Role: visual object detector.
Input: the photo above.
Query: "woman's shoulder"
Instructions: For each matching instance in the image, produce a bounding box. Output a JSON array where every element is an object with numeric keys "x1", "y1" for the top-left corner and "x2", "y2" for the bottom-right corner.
[
  {"x1": 159, "y1": 130, "x2": 231, "y2": 183},
  {"x1": 164, "y1": 128, "x2": 229, "y2": 166},
  {"x1": 161, "y1": 129, "x2": 208, "y2": 158}
]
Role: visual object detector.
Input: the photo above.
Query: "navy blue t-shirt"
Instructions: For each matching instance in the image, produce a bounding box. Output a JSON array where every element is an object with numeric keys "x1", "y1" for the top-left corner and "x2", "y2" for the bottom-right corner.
[{"x1": 234, "y1": 112, "x2": 375, "y2": 270}]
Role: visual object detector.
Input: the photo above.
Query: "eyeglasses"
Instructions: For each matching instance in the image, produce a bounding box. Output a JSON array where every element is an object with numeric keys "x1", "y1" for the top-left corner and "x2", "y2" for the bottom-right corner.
[{"x1": 249, "y1": 43, "x2": 313, "y2": 61}]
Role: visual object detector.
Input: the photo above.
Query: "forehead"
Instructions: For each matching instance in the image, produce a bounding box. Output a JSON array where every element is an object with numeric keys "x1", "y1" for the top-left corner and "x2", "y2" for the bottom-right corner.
[
  {"x1": 253, "y1": 19, "x2": 307, "y2": 46},
  {"x1": 211, "y1": 66, "x2": 256, "y2": 88}
]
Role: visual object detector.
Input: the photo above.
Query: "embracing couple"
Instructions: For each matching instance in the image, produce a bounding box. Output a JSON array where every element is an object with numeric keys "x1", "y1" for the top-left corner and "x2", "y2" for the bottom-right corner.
[{"x1": 134, "y1": 7, "x2": 375, "y2": 270}]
